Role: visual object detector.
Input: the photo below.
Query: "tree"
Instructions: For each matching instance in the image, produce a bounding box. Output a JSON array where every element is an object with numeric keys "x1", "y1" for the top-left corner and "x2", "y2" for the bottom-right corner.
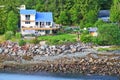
[
  {"x1": 110, "y1": 0, "x2": 120, "y2": 26},
  {"x1": 79, "y1": 0, "x2": 99, "y2": 28},
  {"x1": 0, "y1": 7, "x2": 6, "y2": 34},
  {"x1": 58, "y1": 10, "x2": 68, "y2": 25},
  {"x1": 7, "y1": 11, "x2": 18, "y2": 33}
]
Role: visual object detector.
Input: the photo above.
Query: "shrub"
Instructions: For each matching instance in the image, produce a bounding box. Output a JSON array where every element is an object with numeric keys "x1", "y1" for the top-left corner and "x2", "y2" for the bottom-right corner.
[
  {"x1": 19, "y1": 39, "x2": 26, "y2": 46},
  {"x1": 31, "y1": 38, "x2": 39, "y2": 44},
  {"x1": 5, "y1": 31, "x2": 14, "y2": 40},
  {"x1": 80, "y1": 34, "x2": 92, "y2": 43},
  {"x1": 15, "y1": 32, "x2": 22, "y2": 39},
  {"x1": 94, "y1": 19, "x2": 105, "y2": 27},
  {"x1": 98, "y1": 23, "x2": 120, "y2": 45}
]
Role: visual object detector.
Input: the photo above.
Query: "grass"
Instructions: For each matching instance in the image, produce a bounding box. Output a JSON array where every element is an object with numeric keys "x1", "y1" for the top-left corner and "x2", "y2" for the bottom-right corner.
[
  {"x1": 38, "y1": 33, "x2": 77, "y2": 45},
  {"x1": 98, "y1": 46, "x2": 120, "y2": 51},
  {"x1": 0, "y1": 33, "x2": 77, "y2": 45},
  {"x1": 0, "y1": 35, "x2": 5, "y2": 43}
]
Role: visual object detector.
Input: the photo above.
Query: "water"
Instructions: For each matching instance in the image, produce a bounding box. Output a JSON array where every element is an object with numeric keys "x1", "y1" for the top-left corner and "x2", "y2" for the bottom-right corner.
[{"x1": 0, "y1": 72, "x2": 119, "y2": 80}]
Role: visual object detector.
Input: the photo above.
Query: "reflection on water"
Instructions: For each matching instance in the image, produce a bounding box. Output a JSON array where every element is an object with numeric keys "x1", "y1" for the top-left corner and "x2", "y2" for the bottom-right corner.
[{"x1": 0, "y1": 72, "x2": 119, "y2": 80}]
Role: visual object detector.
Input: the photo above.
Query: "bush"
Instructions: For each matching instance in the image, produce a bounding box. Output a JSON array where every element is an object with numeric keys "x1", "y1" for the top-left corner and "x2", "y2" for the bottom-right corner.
[
  {"x1": 94, "y1": 19, "x2": 105, "y2": 27},
  {"x1": 5, "y1": 31, "x2": 14, "y2": 40},
  {"x1": 80, "y1": 34, "x2": 92, "y2": 43},
  {"x1": 98, "y1": 23, "x2": 120, "y2": 45},
  {"x1": 31, "y1": 38, "x2": 39, "y2": 44},
  {"x1": 19, "y1": 39, "x2": 26, "y2": 46},
  {"x1": 15, "y1": 32, "x2": 22, "y2": 39}
]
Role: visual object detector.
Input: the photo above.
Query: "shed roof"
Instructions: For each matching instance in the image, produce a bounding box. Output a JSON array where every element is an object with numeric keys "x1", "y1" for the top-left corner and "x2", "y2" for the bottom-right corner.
[
  {"x1": 35, "y1": 12, "x2": 53, "y2": 22},
  {"x1": 98, "y1": 10, "x2": 110, "y2": 17},
  {"x1": 20, "y1": 9, "x2": 36, "y2": 14},
  {"x1": 88, "y1": 27, "x2": 98, "y2": 32}
]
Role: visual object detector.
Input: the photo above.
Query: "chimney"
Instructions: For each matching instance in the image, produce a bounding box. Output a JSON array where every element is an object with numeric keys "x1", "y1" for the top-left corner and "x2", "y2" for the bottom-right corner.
[{"x1": 20, "y1": 5, "x2": 26, "y2": 9}]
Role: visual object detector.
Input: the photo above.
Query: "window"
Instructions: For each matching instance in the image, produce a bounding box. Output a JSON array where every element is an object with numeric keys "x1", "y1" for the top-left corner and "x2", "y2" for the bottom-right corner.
[
  {"x1": 36, "y1": 22, "x2": 38, "y2": 25},
  {"x1": 25, "y1": 15, "x2": 30, "y2": 20},
  {"x1": 46, "y1": 22, "x2": 51, "y2": 26},
  {"x1": 25, "y1": 21, "x2": 30, "y2": 24}
]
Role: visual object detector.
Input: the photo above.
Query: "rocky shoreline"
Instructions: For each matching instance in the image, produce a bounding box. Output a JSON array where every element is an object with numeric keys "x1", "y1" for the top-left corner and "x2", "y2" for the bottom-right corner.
[{"x1": 0, "y1": 41, "x2": 120, "y2": 76}]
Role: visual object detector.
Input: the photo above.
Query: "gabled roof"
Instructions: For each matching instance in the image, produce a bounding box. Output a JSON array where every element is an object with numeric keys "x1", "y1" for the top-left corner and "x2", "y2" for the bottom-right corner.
[
  {"x1": 35, "y1": 12, "x2": 53, "y2": 22},
  {"x1": 20, "y1": 9, "x2": 36, "y2": 15},
  {"x1": 98, "y1": 10, "x2": 110, "y2": 17}
]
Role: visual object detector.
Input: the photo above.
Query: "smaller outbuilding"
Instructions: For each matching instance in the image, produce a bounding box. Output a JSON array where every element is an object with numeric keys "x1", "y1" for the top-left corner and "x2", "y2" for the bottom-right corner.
[
  {"x1": 88, "y1": 27, "x2": 98, "y2": 36},
  {"x1": 98, "y1": 10, "x2": 110, "y2": 22}
]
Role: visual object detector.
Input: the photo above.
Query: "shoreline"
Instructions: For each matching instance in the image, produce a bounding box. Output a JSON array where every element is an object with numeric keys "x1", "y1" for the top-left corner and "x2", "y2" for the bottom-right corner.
[
  {"x1": 0, "y1": 54, "x2": 120, "y2": 76},
  {"x1": 0, "y1": 41, "x2": 120, "y2": 76}
]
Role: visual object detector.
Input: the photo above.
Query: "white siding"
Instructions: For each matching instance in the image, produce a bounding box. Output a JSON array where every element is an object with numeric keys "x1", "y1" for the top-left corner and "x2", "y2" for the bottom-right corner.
[{"x1": 20, "y1": 14, "x2": 35, "y2": 27}]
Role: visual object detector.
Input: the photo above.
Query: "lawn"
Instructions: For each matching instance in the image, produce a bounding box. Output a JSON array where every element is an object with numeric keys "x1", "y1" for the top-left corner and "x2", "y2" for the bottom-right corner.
[
  {"x1": 38, "y1": 33, "x2": 77, "y2": 45},
  {"x1": 0, "y1": 33, "x2": 78, "y2": 45},
  {"x1": 0, "y1": 35, "x2": 5, "y2": 43}
]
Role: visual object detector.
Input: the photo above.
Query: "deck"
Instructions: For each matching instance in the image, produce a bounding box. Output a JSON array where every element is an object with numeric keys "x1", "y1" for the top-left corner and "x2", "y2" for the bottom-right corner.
[{"x1": 21, "y1": 27, "x2": 60, "y2": 30}]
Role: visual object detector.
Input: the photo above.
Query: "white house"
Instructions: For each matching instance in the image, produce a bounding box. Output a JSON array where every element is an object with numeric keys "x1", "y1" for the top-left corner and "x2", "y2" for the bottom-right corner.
[{"x1": 20, "y1": 6, "x2": 59, "y2": 36}]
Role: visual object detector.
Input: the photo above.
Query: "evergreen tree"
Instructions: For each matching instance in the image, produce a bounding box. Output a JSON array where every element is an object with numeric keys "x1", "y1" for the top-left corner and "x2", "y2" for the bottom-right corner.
[
  {"x1": 110, "y1": 0, "x2": 120, "y2": 26},
  {"x1": 7, "y1": 11, "x2": 18, "y2": 33}
]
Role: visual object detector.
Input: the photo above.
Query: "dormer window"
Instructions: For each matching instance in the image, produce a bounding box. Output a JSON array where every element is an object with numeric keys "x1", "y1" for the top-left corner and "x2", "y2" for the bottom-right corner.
[{"x1": 25, "y1": 15, "x2": 30, "y2": 20}]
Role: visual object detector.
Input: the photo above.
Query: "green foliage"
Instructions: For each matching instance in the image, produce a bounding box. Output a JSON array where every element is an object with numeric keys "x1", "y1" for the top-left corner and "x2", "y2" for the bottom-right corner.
[
  {"x1": 80, "y1": 34, "x2": 92, "y2": 43},
  {"x1": 31, "y1": 38, "x2": 40, "y2": 44},
  {"x1": 58, "y1": 10, "x2": 69, "y2": 25},
  {"x1": 98, "y1": 46, "x2": 120, "y2": 51},
  {"x1": 98, "y1": 23, "x2": 120, "y2": 45},
  {"x1": 110, "y1": 0, "x2": 120, "y2": 26},
  {"x1": 94, "y1": 19, "x2": 105, "y2": 27},
  {"x1": 85, "y1": 10, "x2": 98, "y2": 25},
  {"x1": 19, "y1": 39, "x2": 26, "y2": 46},
  {"x1": 7, "y1": 11, "x2": 18, "y2": 32},
  {"x1": 0, "y1": 0, "x2": 112, "y2": 28},
  {"x1": 5, "y1": 31, "x2": 14, "y2": 40},
  {"x1": 38, "y1": 33, "x2": 77, "y2": 45},
  {"x1": 15, "y1": 32, "x2": 22, "y2": 39}
]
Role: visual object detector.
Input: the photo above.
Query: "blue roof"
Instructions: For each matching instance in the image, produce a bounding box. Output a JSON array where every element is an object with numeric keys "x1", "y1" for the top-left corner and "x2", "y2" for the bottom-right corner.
[
  {"x1": 88, "y1": 27, "x2": 98, "y2": 32},
  {"x1": 35, "y1": 12, "x2": 53, "y2": 22},
  {"x1": 98, "y1": 10, "x2": 110, "y2": 17},
  {"x1": 20, "y1": 9, "x2": 36, "y2": 14}
]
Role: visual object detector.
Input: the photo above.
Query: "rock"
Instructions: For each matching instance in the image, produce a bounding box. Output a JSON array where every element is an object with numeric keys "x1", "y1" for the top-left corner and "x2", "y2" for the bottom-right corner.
[
  {"x1": 40, "y1": 45, "x2": 47, "y2": 50},
  {"x1": 7, "y1": 45, "x2": 12, "y2": 48},
  {"x1": 71, "y1": 48, "x2": 76, "y2": 53},
  {"x1": 0, "y1": 48, "x2": 3, "y2": 54},
  {"x1": 34, "y1": 46, "x2": 39, "y2": 49},
  {"x1": 57, "y1": 49, "x2": 62, "y2": 54},
  {"x1": 11, "y1": 52, "x2": 16, "y2": 56},
  {"x1": 89, "y1": 58, "x2": 93, "y2": 62},
  {"x1": 4, "y1": 49, "x2": 9, "y2": 53},
  {"x1": 88, "y1": 53, "x2": 99, "y2": 58},
  {"x1": 17, "y1": 50, "x2": 24, "y2": 56},
  {"x1": 112, "y1": 50, "x2": 120, "y2": 55},
  {"x1": 36, "y1": 49, "x2": 40, "y2": 53},
  {"x1": 45, "y1": 54, "x2": 48, "y2": 57}
]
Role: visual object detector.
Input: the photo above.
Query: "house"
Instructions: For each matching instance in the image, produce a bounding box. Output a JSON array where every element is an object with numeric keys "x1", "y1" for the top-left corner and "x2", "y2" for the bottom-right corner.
[
  {"x1": 98, "y1": 10, "x2": 110, "y2": 22},
  {"x1": 20, "y1": 5, "x2": 59, "y2": 36},
  {"x1": 88, "y1": 27, "x2": 98, "y2": 36}
]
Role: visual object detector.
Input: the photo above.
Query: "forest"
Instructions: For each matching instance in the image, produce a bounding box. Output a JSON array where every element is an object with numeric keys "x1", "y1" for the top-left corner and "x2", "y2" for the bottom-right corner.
[{"x1": 0, "y1": 0, "x2": 113, "y2": 34}]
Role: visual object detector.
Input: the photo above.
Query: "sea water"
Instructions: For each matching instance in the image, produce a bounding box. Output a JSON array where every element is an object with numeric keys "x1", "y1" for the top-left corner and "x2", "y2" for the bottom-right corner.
[{"x1": 0, "y1": 72, "x2": 119, "y2": 80}]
